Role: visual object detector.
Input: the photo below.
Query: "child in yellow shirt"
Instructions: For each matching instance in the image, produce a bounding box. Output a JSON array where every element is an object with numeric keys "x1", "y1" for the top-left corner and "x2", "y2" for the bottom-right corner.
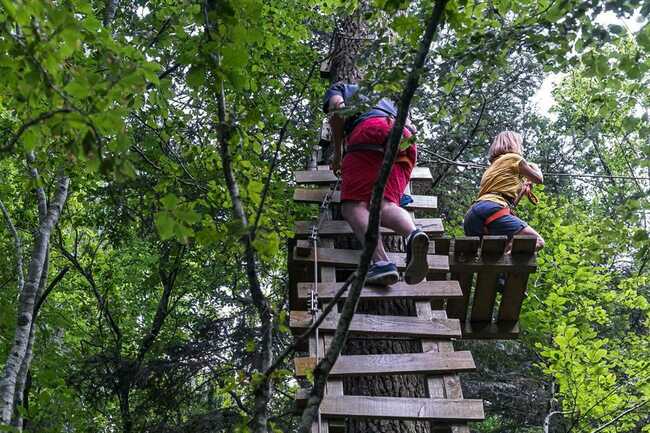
[{"x1": 463, "y1": 131, "x2": 544, "y2": 252}]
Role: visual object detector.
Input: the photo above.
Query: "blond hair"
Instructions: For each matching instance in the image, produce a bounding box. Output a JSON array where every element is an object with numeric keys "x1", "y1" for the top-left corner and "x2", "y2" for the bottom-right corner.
[{"x1": 488, "y1": 131, "x2": 523, "y2": 162}]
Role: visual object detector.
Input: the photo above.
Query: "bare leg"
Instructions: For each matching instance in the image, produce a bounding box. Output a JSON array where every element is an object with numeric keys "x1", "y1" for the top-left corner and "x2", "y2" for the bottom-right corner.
[
  {"x1": 341, "y1": 200, "x2": 389, "y2": 262},
  {"x1": 379, "y1": 200, "x2": 416, "y2": 236},
  {"x1": 505, "y1": 226, "x2": 545, "y2": 254}
]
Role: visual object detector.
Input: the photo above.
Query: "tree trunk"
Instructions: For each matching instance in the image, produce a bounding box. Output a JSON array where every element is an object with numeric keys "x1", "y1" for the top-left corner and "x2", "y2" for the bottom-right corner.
[
  {"x1": 10, "y1": 256, "x2": 47, "y2": 432},
  {"x1": 0, "y1": 176, "x2": 70, "y2": 424},
  {"x1": 325, "y1": 7, "x2": 431, "y2": 433}
]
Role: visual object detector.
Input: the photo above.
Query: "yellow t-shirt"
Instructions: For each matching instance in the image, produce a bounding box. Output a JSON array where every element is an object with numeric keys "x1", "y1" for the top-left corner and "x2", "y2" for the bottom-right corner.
[{"x1": 477, "y1": 153, "x2": 525, "y2": 207}]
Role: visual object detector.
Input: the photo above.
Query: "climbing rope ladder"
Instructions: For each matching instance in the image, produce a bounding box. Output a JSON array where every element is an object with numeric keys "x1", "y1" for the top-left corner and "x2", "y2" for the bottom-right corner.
[{"x1": 288, "y1": 164, "x2": 538, "y2": 432}]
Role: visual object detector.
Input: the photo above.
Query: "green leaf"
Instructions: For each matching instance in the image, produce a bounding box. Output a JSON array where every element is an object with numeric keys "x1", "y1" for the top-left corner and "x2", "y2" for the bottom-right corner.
[
  {"x1": 161, "y1": 194, "x2": 178, "y2": 209},
  {"x1": 222, "y1": 44, "x2": 248, "y2": 70},
  {"x1": 187, "y1": 65, "x2": 206, "y2": 89},
  {"x1": 155, "y1": 212, "x2": 175, "y2": 240}
]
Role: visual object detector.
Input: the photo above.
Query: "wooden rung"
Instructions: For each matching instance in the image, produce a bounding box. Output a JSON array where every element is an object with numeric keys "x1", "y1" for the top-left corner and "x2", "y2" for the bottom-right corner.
[
  {"x1": 295, "y1": 167, "x2": 433, "y2": 184},
  {"x1": 293, "y1": 188, "x2": 437, "y2": 210},
  {"x1": 294, "y1": 351, "x2": 476, "y2": 377},
  {"x1": 290, "y1": 311, "x2": 462, "y2": 338},
  {"x1": 294, "y1": 218, "x2": 444, "y2": 238},
  {"x1": 294, "y1": 394, "x2": 484, "y2": 422},
  {"x1": 293, "y1": 244, "x2": 449, "y2": 273},
  {"x1": 297, "y1": 280, "x2": 462, "y2": 301}
]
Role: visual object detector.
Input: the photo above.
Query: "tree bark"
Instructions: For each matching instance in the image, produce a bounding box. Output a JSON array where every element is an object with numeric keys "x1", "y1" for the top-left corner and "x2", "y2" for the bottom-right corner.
[
  {"x1": 0, "y1": 175, "x2": 70, "y2": 424},
  {"x1": 10, "y1": 255, "x2": 47, "y2": 432},
  {"x1": 11, "y1": 266, "x2": 69, "y2": 431},
  {"x1": 103, "y1": 0, "x2": 119, "y2": 27}
]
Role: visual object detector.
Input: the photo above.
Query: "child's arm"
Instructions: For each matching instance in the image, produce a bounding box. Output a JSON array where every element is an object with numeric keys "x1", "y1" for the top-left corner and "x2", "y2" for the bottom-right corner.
[
  {"x1": 519, "y1": 160, "x2": 543, "y2": 184},
  {"x1": 328, "y1": 95, "x2": 345, "y2": 174}
]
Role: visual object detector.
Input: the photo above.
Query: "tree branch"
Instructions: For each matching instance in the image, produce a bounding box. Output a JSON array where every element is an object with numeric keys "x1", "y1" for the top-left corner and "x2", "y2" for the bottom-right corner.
[
  {"x1": 0, "y1": 110, "x2": 72, "y2": 153},
  {"x1": 297, "y1": 1, "x2": 449, "y2": 431},
  {"x1": 589, "y1": 399, "x2": 649, "y2": 433},
  {"x1": 204, "y1": 2, "x2": 273, "y2": 431}
]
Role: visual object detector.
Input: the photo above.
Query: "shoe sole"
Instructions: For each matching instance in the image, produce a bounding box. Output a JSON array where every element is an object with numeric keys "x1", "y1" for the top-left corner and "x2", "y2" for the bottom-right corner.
[
  {"x1": 366, "y1": 271, "x2": 399, "y2": 286},
  {"x1": 404, "y1": 232, "x2": 429, "y2": 284}
]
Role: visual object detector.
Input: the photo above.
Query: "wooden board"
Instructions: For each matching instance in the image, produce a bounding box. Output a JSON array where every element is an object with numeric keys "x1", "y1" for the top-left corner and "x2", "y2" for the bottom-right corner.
[
  {"x1": 297, "y1": 280, "x2": 462, "y2": 301},
  {"x1": 293, "y1": 244, "x2": 449, "y2": 273},
  {"x1": 295, "y1": 167, "x2": 433, "y2": 184},
  {"x1": 468, "y1": 237, "x2": 507, "y2": 323},
  {"x1": 294, "y1": 351, "x2": 475, "y2": 377},
  {"x1": 445, "y1": 273, "x2": 473, "y2": 321},
  {"x1": 449, "y1": 255, "x2": 536, "y2": 273},
  {"x1": 293, "y1": 188, "x2": 437, "y2": 210},
  {"x1": 290, "y1": 311, "x2": 462, "y2": 338},
  {"x1": 294, "y1": 218, "x2": 444, "y2": 238},
  {"x1": 462, "y1": 320, "x2": 519, "y2": 339},
  {"x1": 294, "y1": 395, "x2": 484, "y2": 422}
]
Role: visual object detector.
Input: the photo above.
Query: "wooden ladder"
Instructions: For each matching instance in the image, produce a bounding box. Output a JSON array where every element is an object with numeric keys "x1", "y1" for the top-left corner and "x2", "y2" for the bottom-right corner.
[{"x1": 289, "y1": 165, "x2": 514, "y2": 432}]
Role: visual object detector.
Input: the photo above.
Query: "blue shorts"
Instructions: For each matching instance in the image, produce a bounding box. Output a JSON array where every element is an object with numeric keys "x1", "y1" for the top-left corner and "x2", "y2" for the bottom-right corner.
[{"x1": 463, "y1": 200, "x2": 527, "y2": 237}]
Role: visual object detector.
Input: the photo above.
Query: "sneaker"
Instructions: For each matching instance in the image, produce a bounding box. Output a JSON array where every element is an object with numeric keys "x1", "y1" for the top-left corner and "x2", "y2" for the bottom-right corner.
[
  {"x1": 366, "y1": 263, "x2": 399, "y2": 286},
  {"x1": 404, "y1": 229, "x2": 430, "y2": 285}
]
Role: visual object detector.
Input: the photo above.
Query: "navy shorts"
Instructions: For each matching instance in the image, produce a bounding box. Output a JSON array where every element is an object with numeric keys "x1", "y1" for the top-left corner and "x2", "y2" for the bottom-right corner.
[{"x1": 463, "y1": 200, "x2": 527, "y2": 237}]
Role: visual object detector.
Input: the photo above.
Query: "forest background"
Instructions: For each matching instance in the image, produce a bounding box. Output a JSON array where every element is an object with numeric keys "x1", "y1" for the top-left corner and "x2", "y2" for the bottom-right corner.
[{"x1": 0, "y1": 0, "x2": 648, "y2": 432}]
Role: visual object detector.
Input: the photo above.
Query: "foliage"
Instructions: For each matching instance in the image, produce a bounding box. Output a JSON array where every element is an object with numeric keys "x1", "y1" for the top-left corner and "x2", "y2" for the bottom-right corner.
[{"x1": 0, "y1": 0, "x2": 647, "y2": 432}]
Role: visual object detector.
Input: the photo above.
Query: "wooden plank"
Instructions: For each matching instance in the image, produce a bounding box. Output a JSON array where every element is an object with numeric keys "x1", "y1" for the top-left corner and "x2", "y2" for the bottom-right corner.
[
  {"x1": 297, "y1": 280, "x2": 462, "y2": 301},
  {"x1": 469, "y1": 271, "x2": 498, "y2": 323},
  {"x1": 295, "y1": 167, "x2": 433, "y2": 184},
  {"x1": 449, "y1": 255, "x2": 536, "y2": 273},
  {"x1": 433, "y1": 237, "x2": 451, "y2": 255},
  {"x1": 416, "y1": 301, "x2": 446, "y2": 400},
  {"x1": 462, "y1": 320, "x2": 519, "y2": 339},
  {"x1": 294, "y1": 351, "x2": 475, "y2": 377},
  {"x1": 497, "y1": 272, "x2": 530, "y2": 323},
  {"x1": 511, "y1": 235, "x2": 537, "y2": 255},
  {"x1": 480, "y1": 235, "x2": 507, "y2": 256},
  {"x1": 293, "y1": 188, "x2": 437, "y2": 210},
  {"x1": 446, "y1": 237, "x2": 480, "y2": 321},
  {"x1": 290, "y1": 311, "x2": 462, "y2": 338},
  {"x1": 445, "y1": 273, "x2": 473, "y2": 321},
  {"x1": 294, "y1": 218, "x2": 444, "y2": 238},
  {"x1": 294, "y1": 395, "x2": 485, "y2": 422},
  {"x1": 293, "y1": 244, "x2": 449, "y2": 273},
  {"x1": 469, "y1": 237, "x2": 507, "y2": 323}
]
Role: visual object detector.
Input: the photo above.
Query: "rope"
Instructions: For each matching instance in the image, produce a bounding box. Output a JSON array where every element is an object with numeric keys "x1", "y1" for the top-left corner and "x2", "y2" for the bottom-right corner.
[
  {"x1": 427, "y1": 152, "x2": 650, "y2": 182},
  {"x1": 308, "y1": 175, "x2": 340, "y2": 433}
]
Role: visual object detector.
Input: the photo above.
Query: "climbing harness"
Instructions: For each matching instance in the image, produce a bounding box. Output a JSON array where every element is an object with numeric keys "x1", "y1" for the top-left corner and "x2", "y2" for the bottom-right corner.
[
  {"x1": 483, "y1": 206, "x2": 512, "y2": 234},
  {"x1": 482, "y1": 183, "x2": 539, "y2": 234},
  {"x1": 308, "y1": 175, "x2": 340, "y2": 433}
]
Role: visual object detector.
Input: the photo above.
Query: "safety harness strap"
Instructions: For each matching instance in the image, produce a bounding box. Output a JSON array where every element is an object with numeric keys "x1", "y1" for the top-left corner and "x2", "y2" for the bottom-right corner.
[{"x1": 483, "y1": 206, "x2": 511, "y2": 233}]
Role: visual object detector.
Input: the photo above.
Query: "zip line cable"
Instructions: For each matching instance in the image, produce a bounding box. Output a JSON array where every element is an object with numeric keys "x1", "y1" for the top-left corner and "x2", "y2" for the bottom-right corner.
[{"x1": 426, "y1": 152, "x2": 650, "y2": 182}]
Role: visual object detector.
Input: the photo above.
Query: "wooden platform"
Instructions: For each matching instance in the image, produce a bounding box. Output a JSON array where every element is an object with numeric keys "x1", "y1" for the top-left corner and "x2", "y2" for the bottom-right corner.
[
  {"x1": 434, "y1": 235, "x2": 537, "y2": 339},
  {"x1": 287, "y1": 164, "x2": 543, "y2": 432}
]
